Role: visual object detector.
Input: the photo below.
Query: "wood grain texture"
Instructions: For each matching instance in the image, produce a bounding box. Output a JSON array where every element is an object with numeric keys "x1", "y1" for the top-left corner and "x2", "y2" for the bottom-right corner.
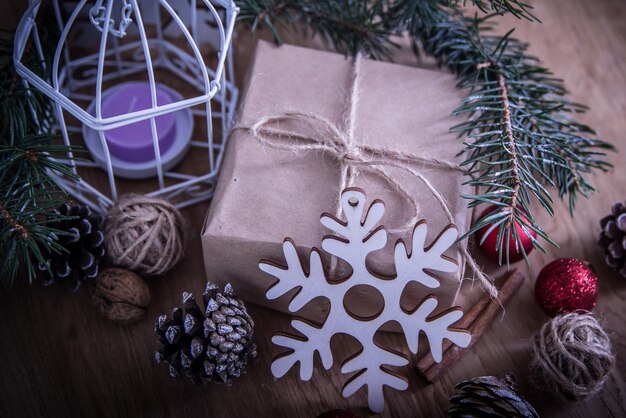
[{"x1": 1, "y1": 0, "x2": 625, "y2": 417}]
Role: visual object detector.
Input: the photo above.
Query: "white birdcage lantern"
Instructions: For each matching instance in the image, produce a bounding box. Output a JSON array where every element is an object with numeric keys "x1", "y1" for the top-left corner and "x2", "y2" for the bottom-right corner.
[{"x1": 13, "y1": 0, "x2": 239, "y2": 213}]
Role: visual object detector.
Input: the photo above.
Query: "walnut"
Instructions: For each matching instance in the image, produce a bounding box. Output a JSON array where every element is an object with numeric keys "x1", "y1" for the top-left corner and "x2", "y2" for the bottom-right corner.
[{"x1": 92, "y1": 268, "x2": 150, "y2": 324}]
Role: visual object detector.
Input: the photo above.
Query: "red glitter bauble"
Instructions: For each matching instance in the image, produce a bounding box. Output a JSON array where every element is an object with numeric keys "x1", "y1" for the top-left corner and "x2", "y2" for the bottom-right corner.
[
  {"x1": 475, "y1": 205, "x2": 536, "y2": 263},
  {"x1": 535, "y1": 258, "x2": 598, "y2": 316}
]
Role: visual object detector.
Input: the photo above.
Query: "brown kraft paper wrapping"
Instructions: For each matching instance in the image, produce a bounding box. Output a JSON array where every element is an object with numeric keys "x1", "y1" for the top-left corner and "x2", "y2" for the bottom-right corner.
[{"x1": 202, "y1": 40, "x2": 481, "y2": 324}]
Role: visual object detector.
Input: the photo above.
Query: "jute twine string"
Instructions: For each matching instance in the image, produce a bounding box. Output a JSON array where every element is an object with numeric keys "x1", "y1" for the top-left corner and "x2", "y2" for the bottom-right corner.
[
  {"x1": 531, "y1": 312, "x2": 615, "y2": 401},
  {"x1": 104, "y1": 194, "x2": 185, "y2": 276},
  {"x1": 235, "y1": 56, "x2": 496, "y2": 297}
]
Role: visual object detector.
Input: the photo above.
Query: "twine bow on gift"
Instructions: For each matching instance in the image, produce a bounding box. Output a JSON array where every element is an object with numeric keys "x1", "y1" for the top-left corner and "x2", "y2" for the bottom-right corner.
[
  {"x1": 235, "y1": 56, "x2": 497, "y2": 298},
  {"x1": 249, "y1": 111, "x2": 456, "y2": 233}
]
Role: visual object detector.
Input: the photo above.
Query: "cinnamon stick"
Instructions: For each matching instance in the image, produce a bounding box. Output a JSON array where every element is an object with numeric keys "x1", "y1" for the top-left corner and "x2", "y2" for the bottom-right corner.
[
  {"x1": 416, "y1": 269, "x2": 525, "y2": 383},
  {"x1": 415, "y1": 270, "x2": 518, "y2": 374}
]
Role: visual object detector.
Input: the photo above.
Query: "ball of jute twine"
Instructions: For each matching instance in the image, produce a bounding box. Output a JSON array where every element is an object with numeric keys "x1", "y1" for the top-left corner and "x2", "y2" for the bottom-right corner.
[
  {"x1": 530, "y1": 312, "x2": 615, "y2": 401},
  {"x1": 104, "y1": 194, "x2": 185, "y2": 277}
]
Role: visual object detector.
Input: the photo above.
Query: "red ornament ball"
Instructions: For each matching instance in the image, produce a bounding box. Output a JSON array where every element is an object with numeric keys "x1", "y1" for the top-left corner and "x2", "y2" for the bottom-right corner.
[
  {"x1": 535, "y1": 258, "x2": 598, "y2": 316},
  {"x1": 475, "y1": 205, "x2": 536, "y2": 263},
  {"x1": 317, "y1": 410, "x2": 360, "y2": 418}
]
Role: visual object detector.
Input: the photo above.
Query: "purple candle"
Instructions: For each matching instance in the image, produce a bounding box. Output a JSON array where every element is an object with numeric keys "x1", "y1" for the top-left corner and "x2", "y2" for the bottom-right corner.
[{"x1": 101, "y1": 82, "x2": 177, "y2": 163}]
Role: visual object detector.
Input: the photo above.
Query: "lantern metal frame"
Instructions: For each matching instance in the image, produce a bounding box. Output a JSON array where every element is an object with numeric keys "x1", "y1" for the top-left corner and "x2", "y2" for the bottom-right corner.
[{"x1": 13, "y1": 0, "x2": 239, "y2": 213}]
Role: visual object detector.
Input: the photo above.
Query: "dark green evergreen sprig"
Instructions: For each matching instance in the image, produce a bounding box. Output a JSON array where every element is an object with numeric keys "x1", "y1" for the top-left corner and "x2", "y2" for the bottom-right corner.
[
  {"x1": 238, "y1": 0, "x2": 398, "y2": 59},
  {"x1": 415, "y1": 6, "x2": 613, "y2": 263},
  {"x1": 1, "y1": 22, "x2": 79, "y2": 285},
  {"x1": 235, "y1": 0, "x2": 614, "y2": 265},
  {"x1": 463, "y1": 0, "x2": 538, "y2": 21},
  {"x1": 0, "y1": 173, "x2": 76, "y2": 285}
]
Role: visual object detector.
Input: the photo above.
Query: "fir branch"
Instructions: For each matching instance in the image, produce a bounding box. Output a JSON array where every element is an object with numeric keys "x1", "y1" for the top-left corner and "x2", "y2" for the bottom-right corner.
[
  {"x1": 297, "y1": 1, "x2": 397, "y2": 59},
  {"x1": 465, "y1": 0, "x2": 538, "y2": 21},
  {"x1": 416, "y1": 7, "x2": 613, "y2": 262},
  {"x1": 0, "y1": 178, "x2": 73, "y2": 285},
  {"x1": 0, "y1": 15, "x2": 79, "y2": 286},
  {"x1": 0, "y1": 200, "x2": 29, "y2": 240},
  {"x1": 493, "y1": 66, "x2": 521, "y2": 221},
  {"x1": 236, "y1": 0, "x2": 615, "y2": 265},
  {"x1": 238, "y1": 0, "x2": 398, "y2": 58}
]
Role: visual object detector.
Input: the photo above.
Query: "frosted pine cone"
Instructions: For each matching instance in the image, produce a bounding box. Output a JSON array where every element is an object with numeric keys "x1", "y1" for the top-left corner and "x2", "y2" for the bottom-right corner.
[
  {"x1": 598, "y1": 201, "x2": 626, "y2": 278},
  {"x1": 39, "y1": 203, "x2": 105, "y2": 291},
  {"x1": 447, "y1": 375, "x2": 539, "y2": 418},
  {"x1": 155, "y1": 282, "x2": 256, "y2": 385}
]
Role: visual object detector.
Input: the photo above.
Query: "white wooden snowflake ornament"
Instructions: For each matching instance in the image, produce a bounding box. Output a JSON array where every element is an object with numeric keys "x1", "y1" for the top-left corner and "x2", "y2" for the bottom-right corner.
[{"x1": 259, "y1": 188, "x2": 471, "y2": 413}]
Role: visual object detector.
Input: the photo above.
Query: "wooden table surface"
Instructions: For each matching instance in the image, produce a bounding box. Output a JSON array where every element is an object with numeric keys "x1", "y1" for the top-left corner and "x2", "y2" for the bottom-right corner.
[{"x1": 2, "y1": 0, "x2": 625, "y2": 417}]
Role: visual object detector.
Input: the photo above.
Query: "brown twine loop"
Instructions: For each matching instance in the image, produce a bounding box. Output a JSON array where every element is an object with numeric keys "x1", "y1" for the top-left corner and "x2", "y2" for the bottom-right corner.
[
  {"x1": 531, "y1": 312, "x2": 615, "y2": 401},
  {"x1": 339, "y1": 148, "x2": 361, "y2": 162},
  {"x1": 104, "y1": 194, "x2": 185, "y2": 277},
  {"x1": 234, "y1": 56, "x2": 496, "y2": 297}
]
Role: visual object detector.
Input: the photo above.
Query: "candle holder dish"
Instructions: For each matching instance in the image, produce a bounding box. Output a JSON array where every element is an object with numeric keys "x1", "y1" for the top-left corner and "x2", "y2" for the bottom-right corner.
[
  {"x1": 83, "y1": 81, "x2": 194, "y2": 179},
  {"x1": 13, "y1": 0, "x2": 239, "y2": 213}
]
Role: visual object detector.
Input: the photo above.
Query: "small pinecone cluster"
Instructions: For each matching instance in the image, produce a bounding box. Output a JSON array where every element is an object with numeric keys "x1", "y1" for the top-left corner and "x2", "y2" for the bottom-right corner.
[
  {"x1": 155, "y1": 282, "x2": 257, "y2": 385},
  {"x1": 447, "y1": 375, "x2": 539, "y2": 418},
  {"x1": 598, "y1": 201, "x2": 626, "y2": 278},
  {"x1": 39, "y1": 203, "x2": 105, "y2": 291}
]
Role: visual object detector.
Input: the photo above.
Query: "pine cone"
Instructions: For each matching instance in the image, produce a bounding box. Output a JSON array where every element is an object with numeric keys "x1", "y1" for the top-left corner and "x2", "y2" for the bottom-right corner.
[
  {"x1": 598, "y1": 201, "x2": 626, "y2": 278},
  {"x1": 155, "y1": 282, "x2": 257, "y2": 385},
  {"x1": 39, "y1": 203, "x2": 105, "y2": 291},
  {"x1": 447, "y1": 375, "x2": 539, "y2": 418}
]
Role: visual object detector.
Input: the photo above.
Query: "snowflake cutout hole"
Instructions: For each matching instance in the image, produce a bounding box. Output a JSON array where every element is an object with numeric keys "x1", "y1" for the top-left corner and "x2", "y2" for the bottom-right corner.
[{"x1": 259, "y1": 188, "x2": 471, "y2": 412}]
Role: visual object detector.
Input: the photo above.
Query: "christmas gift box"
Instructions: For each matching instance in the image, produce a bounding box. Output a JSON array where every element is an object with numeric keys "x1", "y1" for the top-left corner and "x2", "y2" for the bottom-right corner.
[{"x1": 202, "y1": 40, "x2": 481, "y2": 322}]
